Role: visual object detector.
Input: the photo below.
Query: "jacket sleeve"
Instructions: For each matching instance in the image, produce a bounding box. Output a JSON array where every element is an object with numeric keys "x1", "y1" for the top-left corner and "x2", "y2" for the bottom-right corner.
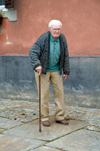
[
  {"x1": 29, "y1": 34, "x2": 45, "y2": 70},
  {"x1": 63, "y1": 35, "x2": 70, "y2": 75}
]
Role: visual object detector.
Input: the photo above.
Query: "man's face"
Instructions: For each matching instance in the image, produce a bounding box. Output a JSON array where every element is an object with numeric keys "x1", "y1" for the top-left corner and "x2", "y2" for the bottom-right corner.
[{"x1": 50, "y1": 23, "x2": 62, "y2": 40}]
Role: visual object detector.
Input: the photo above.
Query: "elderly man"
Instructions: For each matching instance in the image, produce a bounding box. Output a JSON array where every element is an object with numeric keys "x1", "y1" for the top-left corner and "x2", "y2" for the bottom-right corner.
[{"x1": 29, "y1": 20, "x2": 70, "y2": 127}]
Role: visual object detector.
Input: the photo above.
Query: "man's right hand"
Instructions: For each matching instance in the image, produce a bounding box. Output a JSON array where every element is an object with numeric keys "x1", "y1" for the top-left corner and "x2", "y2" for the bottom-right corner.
[{"x1": 35, "y1": 66, "x2": 42, "y2": 75}]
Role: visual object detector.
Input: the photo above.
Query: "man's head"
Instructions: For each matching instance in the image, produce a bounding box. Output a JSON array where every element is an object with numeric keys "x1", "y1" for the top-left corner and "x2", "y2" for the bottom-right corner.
[{"x1": 48, "y1": 20, "x2": 62, "y2": 40}]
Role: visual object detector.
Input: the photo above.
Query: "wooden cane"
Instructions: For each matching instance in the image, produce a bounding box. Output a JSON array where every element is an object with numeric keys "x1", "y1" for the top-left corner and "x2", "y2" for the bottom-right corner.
[{"x1": 39, "y1": 74, "x2": 42, "y2": 132}]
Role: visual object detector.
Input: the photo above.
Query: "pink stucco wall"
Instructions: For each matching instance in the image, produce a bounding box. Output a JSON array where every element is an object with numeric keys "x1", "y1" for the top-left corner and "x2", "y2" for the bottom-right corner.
[{"x1": 0, "y1": 0, "x2": 100, "y2": 55}]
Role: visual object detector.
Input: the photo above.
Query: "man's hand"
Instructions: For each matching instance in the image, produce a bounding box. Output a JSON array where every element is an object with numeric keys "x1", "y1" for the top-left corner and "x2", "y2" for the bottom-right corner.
[
  {"x1": 63, "y1": 74, "x2": 68, "y2": 80},
  {"x1": 35, "y1": 66, "x2": 42, "y2": 75}
]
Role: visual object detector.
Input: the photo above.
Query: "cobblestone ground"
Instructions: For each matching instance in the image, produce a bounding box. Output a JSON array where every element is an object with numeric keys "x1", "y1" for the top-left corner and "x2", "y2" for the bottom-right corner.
[{"x1": 0, "y1": 98, "x2": 100, "y2": 132}]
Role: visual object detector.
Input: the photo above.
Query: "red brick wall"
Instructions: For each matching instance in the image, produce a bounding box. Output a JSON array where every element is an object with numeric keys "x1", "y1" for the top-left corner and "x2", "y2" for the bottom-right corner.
[{"x1": 0, "y1": 0, "x2": 100, "y2": 55}]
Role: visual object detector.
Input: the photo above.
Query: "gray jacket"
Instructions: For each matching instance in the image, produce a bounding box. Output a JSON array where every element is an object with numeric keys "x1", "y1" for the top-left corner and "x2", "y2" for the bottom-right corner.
[{"x1": 29, "y1": 31, "x2": 70, "y2": 75}]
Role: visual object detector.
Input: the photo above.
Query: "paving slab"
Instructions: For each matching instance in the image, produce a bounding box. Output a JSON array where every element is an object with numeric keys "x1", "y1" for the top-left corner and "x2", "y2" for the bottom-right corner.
[
  {"x1": 0, "y1": 117, "x2": 22, "y2": 129},
  {"x1": 0, "y1": 128, "x2": 5, "y2": 134},
  {"x1": 0, "y1": 134, "x2": 45, "y2": 151},
  {"x1": 30, "y1": 146, "x2": 62, "y2": 151},
  {"x1": 46, "y1": 129, "x2": 100, "y2": 151},
  {"x1": 4, "y1": 118, "x2": 87, "y2": 141}
]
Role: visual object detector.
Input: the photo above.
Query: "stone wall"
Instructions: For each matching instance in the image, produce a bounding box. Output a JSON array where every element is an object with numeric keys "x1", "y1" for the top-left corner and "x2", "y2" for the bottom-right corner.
[{"x1": 0, "y1": 55, "x2": 100, "y2": 108}]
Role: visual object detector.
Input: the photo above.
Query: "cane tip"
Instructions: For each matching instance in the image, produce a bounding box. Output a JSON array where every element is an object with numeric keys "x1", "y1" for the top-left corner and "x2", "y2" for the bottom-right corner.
[{"x1": 39, "y1": 129, "x2": 42, "y2": 132}]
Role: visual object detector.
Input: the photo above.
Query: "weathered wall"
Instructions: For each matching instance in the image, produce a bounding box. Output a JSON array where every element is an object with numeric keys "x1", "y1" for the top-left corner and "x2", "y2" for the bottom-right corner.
[
  {"x1": 0, "y1": 0, "x2": 100, "y2": 108},
  {"x1": 0, "y1": 56, "x2": 100, "y2": 90},
  {"x1": 0, "y1": 0, "x2": 100, "y2": 55},
  {"x1": 0, "y1": 56, "x2": 100, "y2": 108}
]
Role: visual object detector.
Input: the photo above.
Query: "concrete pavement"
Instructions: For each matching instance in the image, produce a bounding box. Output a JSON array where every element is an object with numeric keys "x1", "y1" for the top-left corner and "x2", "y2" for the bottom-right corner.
[{"x1": 0, "y1": 98, "x2": 100, "y2": 151}]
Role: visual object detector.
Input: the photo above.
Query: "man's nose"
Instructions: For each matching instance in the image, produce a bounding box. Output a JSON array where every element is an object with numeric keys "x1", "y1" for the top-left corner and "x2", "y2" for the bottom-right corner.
[{"x1": 56, "y1": 30, "x2": 59, "y2": 33}]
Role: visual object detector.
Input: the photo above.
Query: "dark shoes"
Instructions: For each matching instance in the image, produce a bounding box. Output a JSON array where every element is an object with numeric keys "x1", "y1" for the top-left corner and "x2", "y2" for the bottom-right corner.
[
  {"x1": 42, "y1": 119, "x2": 69, "y2": 127},
  {"x1": 42, "y1": 121, "x2": 50, "y2": 127},
  {"x1": 56, "y1": 119, "x2": 69, "y2": 125}
]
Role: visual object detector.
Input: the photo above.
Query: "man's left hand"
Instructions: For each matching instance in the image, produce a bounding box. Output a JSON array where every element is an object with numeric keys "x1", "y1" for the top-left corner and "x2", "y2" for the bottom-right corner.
[{"x1": 63, "y1": 74, "x2": 68, "y2": 80}]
